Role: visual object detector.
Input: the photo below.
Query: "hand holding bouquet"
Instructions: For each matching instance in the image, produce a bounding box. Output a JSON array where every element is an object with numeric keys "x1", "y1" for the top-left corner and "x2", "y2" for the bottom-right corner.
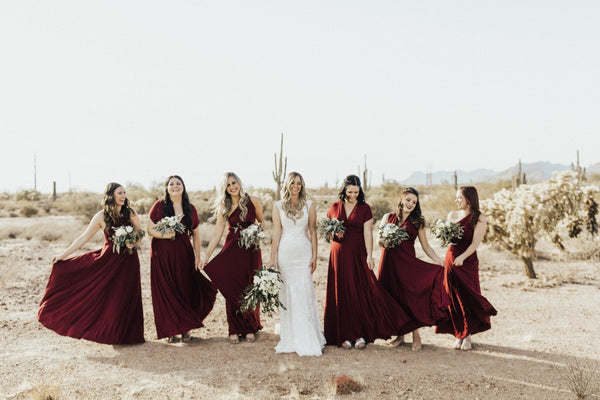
[
  {"x1": 237, "y1": 223, "x2": 267, "y2": 250},
  {"x1": 317, "y1": 218, "x2": 346, "y2": 243},
  {"x1": 111, "y1": 225, "x2": 145, "y2": 254},
  {"x1": 240, "y1": 265, "x2": 285, "y2": 318},
  {"x1": 430, "y1": 219, "x2": 464, "y2": 247},
  {"x1": 154, "y1": 214, "x2": 186, "y2": 239},
  {"x1": 378, "y1": 223, "x2": 409, "y2": 248}
]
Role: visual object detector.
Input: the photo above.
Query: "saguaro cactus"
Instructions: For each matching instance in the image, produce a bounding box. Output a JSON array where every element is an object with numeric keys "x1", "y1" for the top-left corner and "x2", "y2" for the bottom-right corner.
[{"x1": 273, "y1": 133, "x2": 287, "y2": 200}]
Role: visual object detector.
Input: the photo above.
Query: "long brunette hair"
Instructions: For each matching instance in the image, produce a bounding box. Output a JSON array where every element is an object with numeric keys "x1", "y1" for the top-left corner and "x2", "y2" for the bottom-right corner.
[
  {"x1": 102, "y1": 182, "x2": 135, "y2": 231},
  {"x1": 460, "y1": 185, "x2": 481, "y2": 228},
  {"x1": 338, "y1": 175, "x2": 366, "y2": 204},
  {"x1": 397, "y1": 187, "x2": 425, "y2": 229},
  {"x1": 163, "y1": 175, "x2": 193, "y2": 235}
]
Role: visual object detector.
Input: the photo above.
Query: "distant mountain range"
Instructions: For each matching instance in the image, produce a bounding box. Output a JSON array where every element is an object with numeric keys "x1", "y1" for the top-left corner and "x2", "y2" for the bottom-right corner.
[{"x1": 399, "y1": 161, "x2": 599, "y2": 185}]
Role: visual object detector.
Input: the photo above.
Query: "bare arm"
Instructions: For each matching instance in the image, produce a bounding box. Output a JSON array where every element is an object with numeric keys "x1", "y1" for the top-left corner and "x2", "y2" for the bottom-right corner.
[
  {"x1": 417, "y1": 226, "x2": 444, "y2": 265},
  {"x1": 52, "y1": 211, "x2": 105, "y2": 263},
  {"x1": 363, "y1": 218, "x2": 374, "y2": 269},
  {"x1": 192, "y1": 225, "x2": 203, "y2": 270},
  {"x1": 268, "y1": 203, "x2": 282, "y2": 268},
  {"x1": 250, "y1": 196, "x2": 264, "y2": 224},
  {"x1": 308, "y1": 202, "x2": 318, "y2": 273},
  {"x1": 454, "y1": 215, "x2": 487, "y2": 266},
  {"x1": 203, "y1": 210, "x2": 227, "y2": 264}
]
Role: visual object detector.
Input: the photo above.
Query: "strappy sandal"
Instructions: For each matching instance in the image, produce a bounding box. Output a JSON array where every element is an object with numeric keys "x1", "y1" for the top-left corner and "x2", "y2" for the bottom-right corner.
[
  {"x1": 354, "y1": 338, "x2": 367, "y2": 350},
  {"x1": 229, "y1": 334, "x2": 240, "y2": 344},
  {"x1": 181, "y1": 332, "x2": 191, "y2": 343},
  {"x1": 166, "y1": 336, "x2": 179, "y2": 343},
  {"x1": 245, "y1": 333, "x2": 256, "y2": 343},
  {"x1": 341, "y1": 340, "x2": 353, "y2": 349},
  {"x1": 453, "y1": 338, "x2": 463, "y2": 350}
]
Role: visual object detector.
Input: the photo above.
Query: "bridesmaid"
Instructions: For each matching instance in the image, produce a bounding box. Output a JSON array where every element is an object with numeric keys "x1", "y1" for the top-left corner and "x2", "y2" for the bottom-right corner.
[
  {"x1": 377, "y1": 187, "x2": 448, "y2": 350},
  {"x1": 435, "y1": 186, "x2": 497, "y2": 350},
  {"x1": 147, "y1": 175, "x2": 217, "y2": 343},
  {"x1": 202, "y1": 172, "x2": 264, "y2": 344},
  {"x1": 268, "y1": 172, "x2": 326, "y2": 356},
  {"x1": 38, "y1": 182, "x2": 144, "y2": 345},
  {"x1": 324, "y1": 175, "x2": 417, "y2": 349}
]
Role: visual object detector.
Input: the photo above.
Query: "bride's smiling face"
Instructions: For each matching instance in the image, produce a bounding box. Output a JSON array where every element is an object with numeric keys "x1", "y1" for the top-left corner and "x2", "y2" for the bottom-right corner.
[{"x1": 289, "y1": 176, "x2": 302, "y2": 196}]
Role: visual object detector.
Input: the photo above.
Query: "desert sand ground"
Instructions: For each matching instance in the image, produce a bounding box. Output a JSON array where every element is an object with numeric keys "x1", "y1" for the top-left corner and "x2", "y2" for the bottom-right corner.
[{"x1": 1, "y1": 215, "x2": 599, "y2": 399}]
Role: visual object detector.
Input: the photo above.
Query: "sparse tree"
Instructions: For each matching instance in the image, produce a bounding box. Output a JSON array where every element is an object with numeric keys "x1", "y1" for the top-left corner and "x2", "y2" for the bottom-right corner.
[{"x1": 272, "y1": 133, "x2": 287, "y2": 200}]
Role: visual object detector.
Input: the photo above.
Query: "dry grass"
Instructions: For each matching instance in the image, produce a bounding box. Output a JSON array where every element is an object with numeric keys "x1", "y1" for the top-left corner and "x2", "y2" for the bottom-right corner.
[
  {"x1": 561, "y1": 358, "x2": 600, "y2": 399},
  {"x1": 328, "y1": 374, "x2": 364, "y2": 396}
]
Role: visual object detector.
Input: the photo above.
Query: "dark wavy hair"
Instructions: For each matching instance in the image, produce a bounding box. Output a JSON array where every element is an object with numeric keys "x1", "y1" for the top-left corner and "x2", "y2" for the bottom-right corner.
[
  {"x1": 397, "y1": 187, "x2": 425, "y2": 229},
  {"x1": 338, "y1": 175, "x2": 365, "y2": 204},
  {"x1": 102, "y1": 182, "x2": 134, "y2": 231},
  {"x1": 163, "y1": 175, "x2": 193, "y2": 236},
  {"x1": 460, "y1": 186, "x2": 481, "y2": 228}
]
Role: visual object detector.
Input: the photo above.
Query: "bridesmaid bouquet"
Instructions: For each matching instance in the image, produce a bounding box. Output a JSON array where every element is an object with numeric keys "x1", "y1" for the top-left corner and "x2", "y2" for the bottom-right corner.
[
  {"x1": 430, "y1": 219, "x2": 464, "y2": 247},
  {"x1": 378, "y1": 223, "x2": 409, "y2": 248},
  {"x1": 317, "y1": 218, "x2": 346, "y2": 242},
  {"x1": 240, "y1": 265, "x2": 286, "y2": 318},
  {"x1": 154, "y1": 214, "x2": 186, "y2": 239},
  {"x1": 111, "y1": 225, "x2": 145, "y2": 254},
  {"x1": 236, "y1": 223, "x2": 267, "y2": 250}
]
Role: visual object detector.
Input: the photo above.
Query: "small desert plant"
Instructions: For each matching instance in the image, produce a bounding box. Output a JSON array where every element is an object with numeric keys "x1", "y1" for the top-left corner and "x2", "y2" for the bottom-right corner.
[
  {"x1": 20, "y1": 205, "x2": 39, "y2": 217},
  {"x1": 15, "y1": 189, "x2": 41, "y2": 201},
  {"x1": 329, "y1": 374, "x2": 363, "y2": 396},
  {"x1": 561, "y1": 358, "x2": 600, "y2": 399},
  {"x1": 369, "y1": 196, "x2": 392, "y2": 221}
]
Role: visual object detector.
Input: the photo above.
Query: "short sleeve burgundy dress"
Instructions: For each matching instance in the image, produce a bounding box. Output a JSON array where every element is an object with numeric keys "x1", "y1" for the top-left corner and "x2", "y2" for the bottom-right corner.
[
  {"x1": 149, "y1": 201, "x2": 217, "y2": 339},
  {"x1": 38, "y1": 217, "x2": 145, "y2": 345},
  {"x1": 377, "y1": 213, "x2": 449, "y2": 327},
  {"x1": 203, "y1": 199, "x2": 263, "y2": 335},
  {"x1": 324, "y1": 201, "x2": 417, "y2": 346},
  {"x1": 435, "y1": 214, "x2": 497, "y2": 339}
]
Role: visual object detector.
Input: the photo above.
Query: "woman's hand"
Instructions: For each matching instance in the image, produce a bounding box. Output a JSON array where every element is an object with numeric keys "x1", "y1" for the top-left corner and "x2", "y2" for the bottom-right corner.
[
  {"x1": 366, "y1": 255, "x2": 374, "y2": 270},
  {"x1": 267, "y1": 260, "x2": 277, "y2": 270},
  {"x1": 161, "y1": 231, "x2": 176, "y2": 240},
  {"x1": 195, "y1": 255, "x2": 204, "y2": 270},
  {"x1": 51, "y1": 253, "x2": 65, "y2": 264},
  {"x1": 309, "y1": 257, "x2": 317, "y2": 273},
  {"x1": 454, "y1": 255, "x2": 465, "y2": 266}
]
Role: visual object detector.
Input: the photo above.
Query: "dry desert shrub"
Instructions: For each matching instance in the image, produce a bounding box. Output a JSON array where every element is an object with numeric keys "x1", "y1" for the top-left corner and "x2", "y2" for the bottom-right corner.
[
  {"x1": 561, "y1": 358, "x2": 600, "y2": 399},
  {"x1": 328, "y1": 374, "x2": 364, "y2": 396},
  {"x1": 0, "y1": 225, "x2": 25, "y2": 240},
  {"x1": 20, "y1": 205, "x2": 39, "y2": 217}
]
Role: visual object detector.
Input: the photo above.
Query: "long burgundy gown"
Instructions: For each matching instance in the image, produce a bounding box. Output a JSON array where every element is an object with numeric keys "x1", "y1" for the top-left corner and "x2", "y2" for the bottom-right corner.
[
  {"x1": 149, "y1": 201, "x2": 217, "y2": 339},
  {"x1": 203, "y1": 200, "x2": 262, "y2": 335},
  {"x1": 324, "y1": 201, "x2": 417, "y2": 346},
  {"x1": 435, "y1": 214, "x2": 497, "y2": 339},
  {"x1": 38, "y1": 217, "x2": 145, "y2": 345},
  {"x1": 377, "y1": 214, "x2": 449, "y2": 327}
]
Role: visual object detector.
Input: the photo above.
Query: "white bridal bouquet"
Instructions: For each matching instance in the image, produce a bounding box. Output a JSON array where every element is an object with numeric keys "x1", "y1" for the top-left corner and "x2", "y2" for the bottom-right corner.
[
  {"x1": 378, "y1": 223, "x2": 409, "y2": 248},
  {"x1": 111, "y1": 225, "x2": 145, "y2": 254},
  {"x1": 236, "y1": 223, "x2": 267, "y2": 250},
  {"x1": 240, "y1": 265, "x2": 285, "y2": 318},
  {"x1": 430, "y1": 219, "x2": 464, "y2": 247},
  {"x1": 317, "y1": 217, "x2": 346, "y2": 243},
  {"x1": 154, "y1": 214, "x2": 186, "y2": 239}
]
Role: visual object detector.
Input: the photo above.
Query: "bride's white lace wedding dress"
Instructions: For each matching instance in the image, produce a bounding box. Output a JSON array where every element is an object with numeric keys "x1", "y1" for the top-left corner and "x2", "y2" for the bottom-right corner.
[{"x1": 274, "y1": 199, "x2": 326, "y2": 356}]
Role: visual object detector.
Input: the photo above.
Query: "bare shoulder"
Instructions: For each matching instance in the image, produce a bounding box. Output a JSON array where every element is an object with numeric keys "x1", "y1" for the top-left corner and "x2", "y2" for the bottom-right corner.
[{"x1": 249, "y1": 195, "x2": 261, "y2": 205}]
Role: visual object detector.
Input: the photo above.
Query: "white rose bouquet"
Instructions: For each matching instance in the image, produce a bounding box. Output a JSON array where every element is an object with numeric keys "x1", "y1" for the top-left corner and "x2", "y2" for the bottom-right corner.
[
  {"x1": 111, "y1": 225, "x2": 145, "y2": 254},
  {"x1": 236, "y1": 223, "x2": 267, "y2": 250},
  {"x1": 239, "y1": 265, "x2": 285, "y2": 318},
  {"x1": 317, "y1": 217, "x2": 346, "y2": 243},
  {"x1": 154, "y1": 214, "x2": 186, "y2": 239},
  {"x1": 430, "y1": 219, "x2": 464, "y2": 247},
  {"x1": 378, "y1": 223, "x2": 409, "y2": 248}
]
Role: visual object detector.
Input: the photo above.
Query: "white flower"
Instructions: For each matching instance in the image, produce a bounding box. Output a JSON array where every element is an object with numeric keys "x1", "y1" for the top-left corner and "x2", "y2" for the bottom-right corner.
[
  {"x1": 125, "y1": 226, "x2": 134, "y2": 233},
  {"x1": 115, "y1": 227, "x2": 127, "y2": 237}
]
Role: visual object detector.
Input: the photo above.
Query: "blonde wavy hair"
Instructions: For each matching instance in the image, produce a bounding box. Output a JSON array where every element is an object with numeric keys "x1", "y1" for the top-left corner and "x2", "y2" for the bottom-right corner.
[
  {"x1": 281, "y1": 172, "x2": 307, "y2": 223},
  {"x1": 211, "y1": 172, "x2": 250, "y2": 222}
]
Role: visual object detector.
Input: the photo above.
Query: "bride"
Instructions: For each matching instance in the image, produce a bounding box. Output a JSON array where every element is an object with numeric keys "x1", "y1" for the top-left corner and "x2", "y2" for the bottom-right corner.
[{"x1": 268, "y1": 172, "x2": 326, "y2": 356}]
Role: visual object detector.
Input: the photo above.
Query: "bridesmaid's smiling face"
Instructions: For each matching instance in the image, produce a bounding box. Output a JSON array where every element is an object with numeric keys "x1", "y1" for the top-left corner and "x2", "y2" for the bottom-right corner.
[
  {"x1": 226, "y1": 176, "x2": 241, "y2": 197},
  {"x1": 344, "y1": 185, "x2": 360, "y2": 204},
  {"x1": 401, "y1": 193, "x2": 418, "y2": 213},
  {"x1": 289, "y1": 176, "x2": 302, "y2": 196},
  {"x1": 167, "y1": 177, "x2": 184, "y2": 197},
  {"x1": 455, "y1": 190, "x2": 468, "y2": 210},
  {"x1": 114, "y1": 186, "x2": 127, "y2": 206}
]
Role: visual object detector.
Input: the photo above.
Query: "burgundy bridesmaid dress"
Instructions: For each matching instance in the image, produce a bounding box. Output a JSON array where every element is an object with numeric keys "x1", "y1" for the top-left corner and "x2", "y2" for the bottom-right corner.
[
  {"x1": 38, "y1": 218, "x2": 144, "y2": 345},
  {"x1": 203, "y1": 200, "x2": 262, "y2": 335},
  {"x1": 377, "y1": 213, "x2": 449, "y2": 327},
  {"x1": 435, "y1": 214, "x2": 497, "y2": 339},
  {"x1": 323, "y1": 201, "x2": 417, "y2": 346},
  {"x1": 149, "y1": 201, "x2": 217, "y2": 339}
]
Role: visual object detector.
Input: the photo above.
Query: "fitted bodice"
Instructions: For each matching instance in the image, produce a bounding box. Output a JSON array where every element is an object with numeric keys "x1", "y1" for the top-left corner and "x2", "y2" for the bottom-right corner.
[{"x1": 277, "y1": 200, "x2": 311, "y2": 242}]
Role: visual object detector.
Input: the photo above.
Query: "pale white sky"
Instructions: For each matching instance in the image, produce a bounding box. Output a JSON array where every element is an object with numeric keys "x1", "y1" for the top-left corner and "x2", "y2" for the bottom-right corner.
[{"x1": 1, "y1": 1, "x2": 599, "y2": 193}]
